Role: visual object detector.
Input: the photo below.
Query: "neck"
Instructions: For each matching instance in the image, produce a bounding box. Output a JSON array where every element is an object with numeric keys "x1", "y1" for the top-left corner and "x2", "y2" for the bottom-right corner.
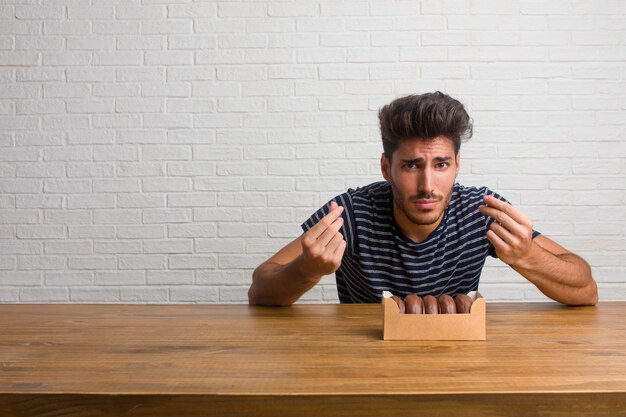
[{"x1": 392, "y1": 203, "x2": 444, "y2": 243}]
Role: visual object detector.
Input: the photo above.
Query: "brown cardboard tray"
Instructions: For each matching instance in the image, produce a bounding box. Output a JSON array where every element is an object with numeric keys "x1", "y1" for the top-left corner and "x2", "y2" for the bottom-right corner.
[{"x1": 382, "y1": 291, "x2": 486, "y2": 341}]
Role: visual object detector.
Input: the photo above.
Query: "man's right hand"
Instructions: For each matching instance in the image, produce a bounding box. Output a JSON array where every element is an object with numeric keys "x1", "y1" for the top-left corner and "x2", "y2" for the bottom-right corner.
[{"x1": 298, "y1": 200, "x2": 347, "y2": 279}]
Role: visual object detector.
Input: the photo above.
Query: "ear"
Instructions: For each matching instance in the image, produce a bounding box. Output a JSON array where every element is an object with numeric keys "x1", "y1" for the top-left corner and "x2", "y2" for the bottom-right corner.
[
  {"x1": 380, "y1": 153, "x2": 391, "y2": 182},
  {"x1": 455, "y1": 152, "x2": 461, "y2": 177}
]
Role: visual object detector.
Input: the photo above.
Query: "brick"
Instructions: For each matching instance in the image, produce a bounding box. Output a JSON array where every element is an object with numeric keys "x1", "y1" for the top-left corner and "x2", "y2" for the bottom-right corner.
[
  {"x1": 144, "y1": 114, "x2": 192, "y2": 128},
  {"x1": 120, "y1": 288, "x2": 168, "y2": 303},
  {"x1": 116, "y1": 193, "x2": 165, "y2": 209},
  {"x1": 18, "y1": 255, "x2": 65, "y2": 270},
  {"x1": 117, "y1": 225, "x2": 165, "y2": 239},
  {"x1": 196, "y1": 18, "x2": 244, "y2": 33},
  {"x1": 47, "y1": 241, "x2": 93, "y2": 255},
  {"x1": 243, "y1": 177, "x2": 294, "y2": 192},
  {"x1": 169, "y1": 130, "x2": 216, "y2": 144},
  {"x1": 0, "y1": 179, "x2": 41, "y2": 195},
  {"x1": 20, "y1": 288, "x2": 68, "y2": 302},
  {"x1": 144, "y1": 240, "x2": 192, "y2": 254},
  {"x1": 143, "y1": 208, "x2": 192, "y2": 224},
  {"x1": 44, "y1": 21, "x2": 90, "y2": 35},
  {"x1": 66, "y1": 163, "x2": 115, "y2": 178},
  {"x1": 94, "y1": 51, "x2": 142, "y2": 66},
  {"x1": 117, "y1": 36, "x2": 162, "y2": 50},
  {"x1": 247, "y1": 18, "x2": 294, "y2": 33},
  {"x1": 116, "y1": 6, "x2": 164, "y2": 20},
  {"x1": 167, "y1": 193, "x2": 217, "y2": 207},
  {"x1": 70, "y1": 288, "x2": 120, "y2": 303},
  {"x1": 142, "y1": 20, "x2": 192, "y2": 35},
  {"x1": 347, "y1": 48, "x2": 398, "y2": 63},
  {"x1": 168, "y1": 255, "x2": 217, "y2": 269},
  {"x1": 119, "y1": 255, "x2": 166, "y2": 270},
  {"x1": 170, "y1": 286, "x2": 218, "y2": 302},
  {"x1": 421, "y1": 0, "x2": 469, "y2": 14},
  {"x1": 217, "y1": 192, "x2": 266, "y2": 207},
  {"x1": 44, "y1": 210, "x2": 89, "y2": 225},
  {"x1": 16, "y1": 5, "x2": 64, "y2": 19},
  {"x1": 68, "y1": 256, "x2": 117, "y2": 270},
  {"x1": 0, "y1": 270, "x2": 41, "y2": 286},
  {"x1": 45, "y1": 272, "x2": 93, "y2": 287},
  {"x1": 145, "y1": 51, "x2": 193, "y2": 65},
  {"x1": 93, "y1": 208, "x2": 141, "y2": 223},
  {"x1": 297, "y1": 48, "x2": 345, "y2": 63},
  {"x1": 68, "y1": 226, "x2": 116, "y2": 239},
  {"x1": 69, "y1": 129, "x2": 117, "y2": 145},
  {"x1": 168, "y1": 3, "x2": 216, "y2": 18},
  {"x1": 150, "y1": 270, "x2": 192, "y2": 285},
  {"x1": 218, "y1": 3, "x2": 265, "y2": 17},
  {"x1": 116, "y1": 67, "x2": 164, "y2": 82},
  {"x1": 196, "y1": 270, "x2": 247, "y2": 285}
]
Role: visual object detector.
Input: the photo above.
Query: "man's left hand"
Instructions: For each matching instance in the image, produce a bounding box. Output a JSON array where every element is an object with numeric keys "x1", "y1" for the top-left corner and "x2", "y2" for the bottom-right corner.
[{"x1": 478, "y1": 195, "x2": 536, "y2": 268}]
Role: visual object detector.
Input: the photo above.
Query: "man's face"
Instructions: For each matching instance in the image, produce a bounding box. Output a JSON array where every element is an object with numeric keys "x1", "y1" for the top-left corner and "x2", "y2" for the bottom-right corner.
[{"x1": 381, "y1": 136, "x2": 460, "y2": 240}]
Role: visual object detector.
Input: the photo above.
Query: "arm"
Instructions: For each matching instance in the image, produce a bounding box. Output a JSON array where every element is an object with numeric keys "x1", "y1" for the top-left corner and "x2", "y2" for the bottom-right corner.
[
  {"x1": 248, "y1": 201, "x2": 347, "y2": 306},
  {"x1": 478, "y1": 195, "x2": 598, "y2": 306}
]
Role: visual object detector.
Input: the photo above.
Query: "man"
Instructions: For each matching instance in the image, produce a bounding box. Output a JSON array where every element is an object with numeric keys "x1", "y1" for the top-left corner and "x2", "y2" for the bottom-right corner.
[{"x1": 248, "y1": 92, "x2": 598, "y2": 307}]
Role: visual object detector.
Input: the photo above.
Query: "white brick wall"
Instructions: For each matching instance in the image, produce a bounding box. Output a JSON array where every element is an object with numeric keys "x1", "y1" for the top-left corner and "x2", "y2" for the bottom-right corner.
[{"x1": 1, "y1": 0, "x2": 625, "y2": 304}]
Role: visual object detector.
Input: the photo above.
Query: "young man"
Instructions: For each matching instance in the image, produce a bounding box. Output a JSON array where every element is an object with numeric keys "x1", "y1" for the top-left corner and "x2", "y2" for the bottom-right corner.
[{"x1": 248, "y1": 92, "x2": 598, "y2": 306}]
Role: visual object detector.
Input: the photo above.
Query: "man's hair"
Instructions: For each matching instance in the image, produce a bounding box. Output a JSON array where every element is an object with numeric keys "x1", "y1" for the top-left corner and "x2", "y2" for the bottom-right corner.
[{"x1": 378, "y1": 92, "x2": 473, "y2": 158}]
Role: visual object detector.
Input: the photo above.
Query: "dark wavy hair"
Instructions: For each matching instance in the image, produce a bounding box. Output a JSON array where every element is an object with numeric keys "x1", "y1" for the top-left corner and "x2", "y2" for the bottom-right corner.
[{"x1": 378, "y1": 92, "x2": 473, "y2": 159}]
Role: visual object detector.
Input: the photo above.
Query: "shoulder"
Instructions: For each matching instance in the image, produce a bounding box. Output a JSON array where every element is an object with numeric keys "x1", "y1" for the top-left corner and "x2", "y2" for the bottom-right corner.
[
  {"x1": 346, "y1": 181, "x2": 390, "y2": 199},
  {"x1": 345, "y1": 181, "x2": 391, "y2": 211},
  {"x1": 447, "y1": 184, "x2": 511, "y2": 224},
  {"x1": 452, "y1": 184, "x2": 509, "y2": 207}
]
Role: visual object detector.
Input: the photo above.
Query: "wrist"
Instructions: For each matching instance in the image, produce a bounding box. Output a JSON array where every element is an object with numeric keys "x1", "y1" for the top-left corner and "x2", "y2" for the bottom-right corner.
[
  {"x1": 292, "y1": 254, "x2": 323, "y2": 284},
  {"x1": 509, "y1": 241, "x2": 544, "y2": 271}
]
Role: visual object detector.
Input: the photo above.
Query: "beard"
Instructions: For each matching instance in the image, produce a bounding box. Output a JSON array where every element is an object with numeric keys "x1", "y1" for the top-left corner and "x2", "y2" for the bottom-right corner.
[{"x1": 389, "y1": 179, "x2": 454, "y2": 226}]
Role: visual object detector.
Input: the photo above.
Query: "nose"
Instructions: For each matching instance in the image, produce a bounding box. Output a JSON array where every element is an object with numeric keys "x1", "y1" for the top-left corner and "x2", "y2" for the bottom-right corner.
[{"x1": 418, "y1": 167, "x2": 434, "y2": 195}]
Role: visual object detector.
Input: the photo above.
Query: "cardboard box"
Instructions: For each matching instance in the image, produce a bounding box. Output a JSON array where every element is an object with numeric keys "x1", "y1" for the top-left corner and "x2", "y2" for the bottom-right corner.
[{"x1": 382, "y1": 291, "x2": 486, "y2": 341}]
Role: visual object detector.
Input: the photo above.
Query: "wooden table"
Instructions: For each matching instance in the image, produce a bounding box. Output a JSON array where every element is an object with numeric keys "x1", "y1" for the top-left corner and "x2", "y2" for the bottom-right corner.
[{"x1": 1, "y1": 302, "x2": 625, "y2": 417}]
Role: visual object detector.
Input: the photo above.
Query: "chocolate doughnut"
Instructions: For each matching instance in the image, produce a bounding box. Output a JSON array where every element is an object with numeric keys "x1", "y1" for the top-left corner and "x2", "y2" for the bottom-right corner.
[
  {"x1": 438, "y1": 294, "x2": 456, "y2": 314},
  {"x1": 390, "y1": 295, "x2": 405, "y2": 314},
  {"x1": 454, "y1": 294, "x2": 473, "y2": 314},
  {"x1": 404, "y1": 294, "x2": 424, "y2": 314},
  {"x1": 423, "y1": 295, "x2": 439, "y2": 314}
]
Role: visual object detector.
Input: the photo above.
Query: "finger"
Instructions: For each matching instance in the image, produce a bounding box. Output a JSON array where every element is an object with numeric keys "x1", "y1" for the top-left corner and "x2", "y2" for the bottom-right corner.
[
  {"x1": 489, "y1": 221, "x2": 520, "y2": 248},
  {"x1": 483, "y1": 195, "x2": 532, "y2": 227},
  {"x1": 479, "y1": 205, "x2": 527, "y2": 237},
  {"x1": 326, "y1": 231, "x2": 345, "y2": 253},
  {"x1": 486, "y1": 229, "x2": 510, "y2": 254},
  {"x1": 316, "y1": 216, "x2": 344, "y2": 247},
  {"x1": 333, "y1": 239, "x2": 347, "y2": 261},
  {"x1": 307, "y1": 202, "x2": 344, "y2": 239}
]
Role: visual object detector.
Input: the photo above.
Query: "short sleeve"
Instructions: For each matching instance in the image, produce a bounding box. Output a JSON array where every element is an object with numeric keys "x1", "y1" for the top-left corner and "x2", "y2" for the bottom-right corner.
[{"x1": 301, "y1": 191, "x2": 356, "y2": 255}]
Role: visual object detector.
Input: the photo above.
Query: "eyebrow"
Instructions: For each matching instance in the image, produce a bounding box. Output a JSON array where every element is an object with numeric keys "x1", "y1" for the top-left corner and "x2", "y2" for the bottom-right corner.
[{"x1": 401, "y1": 156, "x2": 453, "y2": 164}]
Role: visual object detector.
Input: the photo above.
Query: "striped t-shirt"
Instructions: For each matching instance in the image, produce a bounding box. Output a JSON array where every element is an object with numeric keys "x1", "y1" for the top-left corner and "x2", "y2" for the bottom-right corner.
[{"x1": 302, "y1": 181, "x2": 540, "y2": 304}]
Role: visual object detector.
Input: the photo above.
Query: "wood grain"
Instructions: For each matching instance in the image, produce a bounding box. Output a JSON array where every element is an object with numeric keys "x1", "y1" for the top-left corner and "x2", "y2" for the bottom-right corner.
[{"x1": 1, "y1": 302, "x2": 625, "y2": 416}]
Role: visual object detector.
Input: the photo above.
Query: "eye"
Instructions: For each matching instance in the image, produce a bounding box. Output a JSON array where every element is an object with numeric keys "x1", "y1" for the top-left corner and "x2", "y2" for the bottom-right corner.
[
  {"x1": 404, "y1": 162, "x2": 417, "y2": 169},
  {"x1": 435, "y1": 162, "x2": 449, "y2": 169}
]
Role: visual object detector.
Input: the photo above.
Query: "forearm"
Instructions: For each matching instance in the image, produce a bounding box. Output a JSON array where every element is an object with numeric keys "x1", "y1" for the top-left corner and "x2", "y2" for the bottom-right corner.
[
  {"x1": 248, "y1": 257, "x2": 322, "y2": 306},
  {"x1": 512, "y1": 245, "x2": 598, "y2": 306}
]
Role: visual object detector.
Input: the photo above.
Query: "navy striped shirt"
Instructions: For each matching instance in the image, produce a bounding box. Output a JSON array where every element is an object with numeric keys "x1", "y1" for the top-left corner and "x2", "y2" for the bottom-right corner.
[{"x1": 302, "y1": 181, "x2": 540, "y2": 304}]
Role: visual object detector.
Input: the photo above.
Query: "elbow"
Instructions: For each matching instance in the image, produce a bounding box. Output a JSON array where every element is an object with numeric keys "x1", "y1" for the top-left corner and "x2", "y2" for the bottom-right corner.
[
  {"x1": 579, "y1": 266, "x2": 599, "y2": 306},
  {"x1": 247, "y1": 286, "x2": 257, "y2": 306},
  {"x1": 248, "y1": 266, "x2": 262, "y2": 305},
  {"x1": 248, "y1": 266, "x2": 294, "y2": 307},
  {"x1": 570, "y1": 260, "x2": 598, "y2": 306},
  {"x1": 584, "y1": 280, "x2": 599, "y2": 306},
  {"x1": 567, "y1": 279, "x2": 598, "y2": 307}
]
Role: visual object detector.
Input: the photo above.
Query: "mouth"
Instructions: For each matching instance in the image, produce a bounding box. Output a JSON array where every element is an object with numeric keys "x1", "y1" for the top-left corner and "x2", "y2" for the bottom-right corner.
[{"x1": 412, "y1": 199, "x2": 439, "y2": 210}]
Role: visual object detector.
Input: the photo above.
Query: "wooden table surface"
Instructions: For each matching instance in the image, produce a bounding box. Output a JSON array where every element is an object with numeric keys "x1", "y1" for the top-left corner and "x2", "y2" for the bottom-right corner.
[{"x1": 1, "y1": 302, "x2": 625, "y2": 417}]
